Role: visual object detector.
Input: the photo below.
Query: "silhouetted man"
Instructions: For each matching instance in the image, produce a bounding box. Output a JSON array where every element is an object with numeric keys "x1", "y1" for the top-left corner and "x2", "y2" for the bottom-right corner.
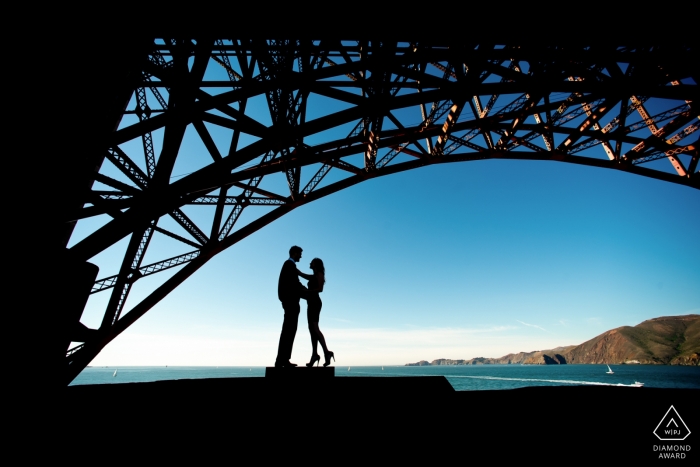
[{"x1": 275, "y1": 245, "x2": 308, "y2": 367}]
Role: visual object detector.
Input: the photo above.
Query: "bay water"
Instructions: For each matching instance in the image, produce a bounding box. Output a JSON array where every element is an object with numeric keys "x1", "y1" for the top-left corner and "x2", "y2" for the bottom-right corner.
[{"x1": 71, "y1": 364, "x2": 700, "y2": 390}]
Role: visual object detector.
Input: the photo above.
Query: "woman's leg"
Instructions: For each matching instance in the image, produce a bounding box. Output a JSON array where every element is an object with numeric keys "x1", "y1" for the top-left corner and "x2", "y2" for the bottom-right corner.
[
  {"x1": 308, "y1": 300, "x2": 321, "y2": 357},
  {"x1": 308, "y1": 321, "x2": 319, "y2": 356},
  {"x1": 309, "y1": 322, "x2": 329, "y2": 355}
]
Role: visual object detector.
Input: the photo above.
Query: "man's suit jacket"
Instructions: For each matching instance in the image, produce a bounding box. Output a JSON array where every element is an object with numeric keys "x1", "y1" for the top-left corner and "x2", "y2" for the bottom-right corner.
[{"x1": 278, "y1": 259, "x2": 304, "y2": 303}]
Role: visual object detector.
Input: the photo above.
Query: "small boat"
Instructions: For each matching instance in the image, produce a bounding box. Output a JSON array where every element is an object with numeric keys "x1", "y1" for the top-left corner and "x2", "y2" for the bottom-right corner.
[
  {"x1": 113, "y1": 369, "x2": 118, "y2": 377},
  {"x1": 382, "y1": 366, "x2": 384, "y2": 370},
  {"x1": 631, "y1": 381, "x2": 644, "y2": 387},
  {"x1": 606, "y1": 364, "x2": 614, "y2": 374},
  {"x1": 348, "y1": 367, "x2": 351, "y2": 371}
]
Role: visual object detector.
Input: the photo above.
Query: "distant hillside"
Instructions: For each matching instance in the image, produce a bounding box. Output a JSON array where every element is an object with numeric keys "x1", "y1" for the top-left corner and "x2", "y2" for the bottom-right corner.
[{"x1": 406, "y1": 314, "x2": 700, "y2": 366}]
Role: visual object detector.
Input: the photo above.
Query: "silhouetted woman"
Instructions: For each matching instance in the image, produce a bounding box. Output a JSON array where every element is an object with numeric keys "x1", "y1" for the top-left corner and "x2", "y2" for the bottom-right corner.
[{"x1": 303, "y1": 258, "x2": 334, "y2": 367}]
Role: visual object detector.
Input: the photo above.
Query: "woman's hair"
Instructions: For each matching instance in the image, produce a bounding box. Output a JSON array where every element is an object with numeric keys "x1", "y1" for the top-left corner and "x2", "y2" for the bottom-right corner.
[{"x1": 311, "y1": 258, "x2": 325, "y2": 284}]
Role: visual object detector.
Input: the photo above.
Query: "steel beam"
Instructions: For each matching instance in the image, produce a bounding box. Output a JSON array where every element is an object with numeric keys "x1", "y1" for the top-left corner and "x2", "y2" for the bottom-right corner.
[{"x1": 62, "y1": 40, "x2": 698, "y2": 384}]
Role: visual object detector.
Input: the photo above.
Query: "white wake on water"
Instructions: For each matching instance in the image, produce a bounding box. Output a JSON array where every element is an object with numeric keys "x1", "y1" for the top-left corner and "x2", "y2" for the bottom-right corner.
[
  {"x1": 450, "y1": 375, "x2": 640, "y2": 387},
  {"x1": 316, "y1": 370, "x2": 645, "y2": 387}
]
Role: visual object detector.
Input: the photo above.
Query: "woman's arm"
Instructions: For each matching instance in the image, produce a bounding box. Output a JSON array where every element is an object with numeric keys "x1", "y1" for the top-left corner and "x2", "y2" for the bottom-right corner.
[
  {"x1": 316, "y1": 273, "x2": 324, "y2": 292},
  {"x1": 297, "y1": 268, "x2": 313, "y2": 280}
]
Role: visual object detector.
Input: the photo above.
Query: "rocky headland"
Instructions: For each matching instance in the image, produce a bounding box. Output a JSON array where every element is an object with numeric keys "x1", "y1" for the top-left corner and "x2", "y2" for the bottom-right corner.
[{"x1": 406, "y1": 314, "x2": 700, "y2": 366}]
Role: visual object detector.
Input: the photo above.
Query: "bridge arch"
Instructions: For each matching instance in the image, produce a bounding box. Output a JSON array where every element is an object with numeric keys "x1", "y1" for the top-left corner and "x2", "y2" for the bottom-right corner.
[{"x1": 63, "y1": 39, "x2": 698, "y2": 383}]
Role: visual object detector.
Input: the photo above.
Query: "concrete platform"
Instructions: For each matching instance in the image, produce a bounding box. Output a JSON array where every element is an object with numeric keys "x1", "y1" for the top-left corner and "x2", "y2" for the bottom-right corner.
[
  {"x1": 265, "y1": 366, "x2": 335, "y2": 378},
  {"x1": 56, "y1": 379, "x2": 698, "y2": 462}
]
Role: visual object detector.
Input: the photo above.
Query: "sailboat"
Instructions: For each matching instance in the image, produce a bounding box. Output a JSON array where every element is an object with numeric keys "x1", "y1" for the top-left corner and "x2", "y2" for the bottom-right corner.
[
  {"x1": 113, "y1": 369, "x2": 118, "y2": 377},
  {"x1": 348, "y1": 367, "x2": 351, "y2": 371},
  {"x1": 382, "y1": 366, "x2": 384, "y2": 370},
  {"x1": 606, "y1": 364, "x2": 614, "y2": 374}
]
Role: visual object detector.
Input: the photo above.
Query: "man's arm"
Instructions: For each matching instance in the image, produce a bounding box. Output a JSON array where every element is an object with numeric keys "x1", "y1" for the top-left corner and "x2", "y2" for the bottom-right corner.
[{"x1": 279, "y1": 260, "x2": 297, "y2": 301}]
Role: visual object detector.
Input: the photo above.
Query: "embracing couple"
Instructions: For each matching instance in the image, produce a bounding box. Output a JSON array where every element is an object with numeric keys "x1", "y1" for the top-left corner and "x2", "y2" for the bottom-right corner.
[{"x1": 275, "y1": 245, "x2": 334, "y2": 368}]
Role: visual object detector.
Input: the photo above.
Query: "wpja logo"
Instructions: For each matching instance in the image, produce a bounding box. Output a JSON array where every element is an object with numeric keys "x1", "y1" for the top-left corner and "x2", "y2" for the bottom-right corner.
[{"x1": 653, "y1": 405, "x2": 691, "y2": 459}]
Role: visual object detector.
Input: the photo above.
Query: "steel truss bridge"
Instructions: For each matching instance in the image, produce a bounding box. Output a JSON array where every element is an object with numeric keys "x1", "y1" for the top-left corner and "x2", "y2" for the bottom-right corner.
[{"x1": 63, "y1": 39, "x2": 698, "y2": 384}]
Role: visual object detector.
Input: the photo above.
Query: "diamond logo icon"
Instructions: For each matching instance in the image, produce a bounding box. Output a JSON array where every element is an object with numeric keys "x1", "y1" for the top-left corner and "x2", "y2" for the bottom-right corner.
[{"x1": 654, "y1": 406, "x2": 691, "y2": 441}]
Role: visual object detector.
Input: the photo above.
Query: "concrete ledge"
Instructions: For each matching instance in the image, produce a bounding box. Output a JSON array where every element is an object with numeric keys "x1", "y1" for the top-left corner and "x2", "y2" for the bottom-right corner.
[
  {"x1": 265, "y1": 366, "x2": 335, "y2": 378},
  {"x1": 57, "y1": 380, "x2": 698, "y2": 462}
]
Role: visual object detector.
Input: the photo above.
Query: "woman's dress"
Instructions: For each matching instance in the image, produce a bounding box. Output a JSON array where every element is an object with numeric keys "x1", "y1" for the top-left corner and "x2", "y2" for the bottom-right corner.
[{"x1": 307, "y1": 276, "x2": 322, "y2": 323}]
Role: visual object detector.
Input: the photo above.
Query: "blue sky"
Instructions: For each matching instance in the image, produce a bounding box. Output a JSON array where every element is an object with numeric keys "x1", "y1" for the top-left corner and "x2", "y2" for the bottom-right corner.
[
  {"x1": 76, "y1": 157, "x2": 700, "y2": 366},
  {"x1": 70, "y1": 47, "x2": 699, "y2": 367}
]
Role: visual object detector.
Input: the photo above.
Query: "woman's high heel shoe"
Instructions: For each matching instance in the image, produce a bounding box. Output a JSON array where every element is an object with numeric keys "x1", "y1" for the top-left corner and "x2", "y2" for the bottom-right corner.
[
  {"x1": 306, "y1": 354, "x2": 321, "y2": 367},
  {"x1": 323, "y1": 351, "x2": 335, "y2": 367}
]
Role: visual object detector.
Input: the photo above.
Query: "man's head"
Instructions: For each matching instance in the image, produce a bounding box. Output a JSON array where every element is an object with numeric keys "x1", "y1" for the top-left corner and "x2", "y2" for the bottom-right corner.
[{"x1": 289, "y1": 245, "x2": 302, "y2": 262}]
